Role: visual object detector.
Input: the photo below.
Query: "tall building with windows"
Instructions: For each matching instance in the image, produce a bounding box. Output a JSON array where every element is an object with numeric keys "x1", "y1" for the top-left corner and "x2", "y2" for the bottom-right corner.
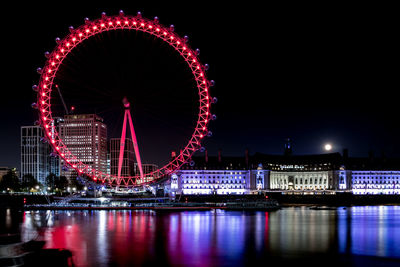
[
  {"x1": 110, "y1": 138, "x2": 135, "y2": 177},
  {"x1": 21, "y1": 125, "x2": 60, "y2": 185},
  {"x1": 59, "y1": 114, "x2": 107, "y2": 179}
]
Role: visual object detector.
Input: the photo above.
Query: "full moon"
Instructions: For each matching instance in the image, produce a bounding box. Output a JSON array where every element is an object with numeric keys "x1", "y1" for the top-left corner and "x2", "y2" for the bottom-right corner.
[{"x1": 324, "y1": 144, "x2": 333, "y2": 151}]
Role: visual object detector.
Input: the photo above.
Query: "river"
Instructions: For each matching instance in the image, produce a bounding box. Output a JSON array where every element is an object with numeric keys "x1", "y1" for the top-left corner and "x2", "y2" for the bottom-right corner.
[{"x1": 2, "y1": 206, "x2": 400, "y2": 266}]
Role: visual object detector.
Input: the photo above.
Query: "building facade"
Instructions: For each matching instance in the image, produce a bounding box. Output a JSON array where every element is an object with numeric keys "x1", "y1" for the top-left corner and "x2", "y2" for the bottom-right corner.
[
  {"x1": 59, "y1": 114, "x2": 107, "y2": 179},
  {"x1": 176, "y1": 169, "x2": 251, "y2": 195},
  {"x1": 169, "y1": 148, "x2": 400, "y2": 195},
  {"x1": 171, "y1": 152, "x2": 253, "y2": 195},
  {"x1": 21, "y1": 125, "x2": 60, "y2": 185},
  {"x1": 351, "y1": 171, "x2": 400, "y2": 195}
]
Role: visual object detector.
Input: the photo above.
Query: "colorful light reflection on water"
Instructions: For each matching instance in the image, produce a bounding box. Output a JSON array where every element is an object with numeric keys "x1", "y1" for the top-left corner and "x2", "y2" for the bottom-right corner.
[{"x1": 14, "y1": 206, "x2": 400, "y2": 266}]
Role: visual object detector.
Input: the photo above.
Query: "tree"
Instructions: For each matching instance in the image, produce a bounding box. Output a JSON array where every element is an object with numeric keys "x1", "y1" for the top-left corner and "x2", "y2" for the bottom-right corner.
[
  {"x1": 69, "y1": 177, "x2": 84, "y2": 191},
  {"x1": 46, "y1": 173, "x2": 57, "y2": 188},
  {"x1": 54, "y1": 176, "x2": 69, "y2": 191},
  {"x1": 0, "y1": 170, "x2": 20, "y2": 191},
  {"x1": 21, "y1": 174, "x2": 39, "y2": 191}
]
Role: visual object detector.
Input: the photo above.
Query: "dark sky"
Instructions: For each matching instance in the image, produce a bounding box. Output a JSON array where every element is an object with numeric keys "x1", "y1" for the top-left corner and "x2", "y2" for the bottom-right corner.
[{"x1": 1, "y1": 4, "x2": 399, "y2": 168}]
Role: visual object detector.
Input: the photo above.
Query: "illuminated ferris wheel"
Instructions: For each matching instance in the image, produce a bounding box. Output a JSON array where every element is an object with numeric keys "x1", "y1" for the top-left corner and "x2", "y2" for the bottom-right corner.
[{"x1": 33, "y1": 11, "x2": 216, "y2": 187}]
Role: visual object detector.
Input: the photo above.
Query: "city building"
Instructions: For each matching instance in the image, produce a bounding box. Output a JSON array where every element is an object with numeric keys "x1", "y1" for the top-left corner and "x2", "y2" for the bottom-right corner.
[
  {"x1": 20, "y1": 125, "x2": 60, "y2": 185},
  {"x1": 172, "y1": 150, "x2": 252, "y2": 195},
  {"x1": 346, "y1": 155, "x2": 400, "y2": 194},
  {"x1": 59, "y1": 114, "x2": 107, "y2": 179},
  {"x1": 255, "y1": 152, "x2": 343, "y2": 191},
  {"x1": 169, "y1": 143, "x2": 400, "y2": 195},
  {"x1": 351, "y1": 171, "x2": 400, "y2": 194}
]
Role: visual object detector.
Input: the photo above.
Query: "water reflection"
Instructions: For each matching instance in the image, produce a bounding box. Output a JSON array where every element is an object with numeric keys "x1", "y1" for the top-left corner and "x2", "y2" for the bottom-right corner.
[
  {"x1": 15, "y1": 207, "x2": 400, "y2": 266},
  {"x1": 337, "y1": 206, "x2": 400, "y2": 259}
]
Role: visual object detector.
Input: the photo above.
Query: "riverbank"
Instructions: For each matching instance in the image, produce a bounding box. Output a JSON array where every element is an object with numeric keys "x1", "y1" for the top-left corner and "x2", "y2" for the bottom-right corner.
[{"x1": 2, "y1": 193, "x2": 400, "y2": 211}]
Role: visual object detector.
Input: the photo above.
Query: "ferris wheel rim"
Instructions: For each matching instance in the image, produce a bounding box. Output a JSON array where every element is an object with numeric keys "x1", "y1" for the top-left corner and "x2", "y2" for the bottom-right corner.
[{"x1": 35, "y1": 12, "x2": 214, "y2": 186}]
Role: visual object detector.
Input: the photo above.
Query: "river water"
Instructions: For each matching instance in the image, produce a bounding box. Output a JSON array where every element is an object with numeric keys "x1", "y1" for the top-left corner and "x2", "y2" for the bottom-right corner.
[{"x1": 3, "y1": 206, "x2": 400, "y2": 266}]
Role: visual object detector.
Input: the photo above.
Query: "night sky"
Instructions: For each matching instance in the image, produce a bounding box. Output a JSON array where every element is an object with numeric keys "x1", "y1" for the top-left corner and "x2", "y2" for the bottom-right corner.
[{"x1": 1, "y1": 5, "x2": 399, "y2": 168}]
